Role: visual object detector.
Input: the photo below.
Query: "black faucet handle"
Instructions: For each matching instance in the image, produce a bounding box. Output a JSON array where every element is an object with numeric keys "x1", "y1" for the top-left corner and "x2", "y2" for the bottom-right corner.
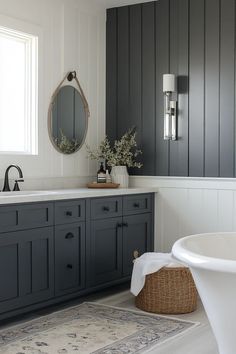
[{"x1": 13, "y1": 179, "x2": 24, "y2": 191}]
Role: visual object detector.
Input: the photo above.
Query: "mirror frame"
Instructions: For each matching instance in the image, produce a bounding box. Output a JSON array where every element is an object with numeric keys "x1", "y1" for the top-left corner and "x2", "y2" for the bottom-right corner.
[{"x1": 48, "y1": 71, "x2": 90, "y2": 155}]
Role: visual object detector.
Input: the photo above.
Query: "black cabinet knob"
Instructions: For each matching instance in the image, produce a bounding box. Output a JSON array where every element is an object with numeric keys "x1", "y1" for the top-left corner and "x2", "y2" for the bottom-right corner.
[
  {"x1": 116, "y1": 223, "x2": 123, "y2": 228},
  {"x1": 133, "y1": 202, "x2": 140, "y2": 208},
  {"x1": 66, "y1": 211, "x2": 73, "y2": 216},
  {"x1": 123, "y1": 222, "x2": 128, "y2": 227},
  {"x1": 65, "y1": 232, "x2": 74, "y2": 239},
  {"x1": 103, "y1": 206, "x2": 110, "y2": 211},
  {"x1": 67, "y1": 264, "x2": 73, "y2": 269}
]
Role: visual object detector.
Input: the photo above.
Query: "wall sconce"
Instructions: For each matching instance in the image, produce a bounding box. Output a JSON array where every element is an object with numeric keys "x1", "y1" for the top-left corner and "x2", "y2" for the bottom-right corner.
[{"x1": 163, "y1": 74, "x2": 177, "y2": 140}]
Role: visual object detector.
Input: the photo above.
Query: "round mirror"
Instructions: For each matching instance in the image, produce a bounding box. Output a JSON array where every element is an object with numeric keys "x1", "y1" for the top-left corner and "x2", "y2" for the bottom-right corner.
[{"x1": 48, "y1": 80, "x2": 89, "y2": 154}]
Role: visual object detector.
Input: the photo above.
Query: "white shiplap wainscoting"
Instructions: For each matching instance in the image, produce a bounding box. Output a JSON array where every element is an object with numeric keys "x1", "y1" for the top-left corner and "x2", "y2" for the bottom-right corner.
[
  {"x1": 0, "y1": 0, "x2": 106, "y2": 184},
  {"x1": 130, "y1": 176, "x2": 236, "y2": 252}
]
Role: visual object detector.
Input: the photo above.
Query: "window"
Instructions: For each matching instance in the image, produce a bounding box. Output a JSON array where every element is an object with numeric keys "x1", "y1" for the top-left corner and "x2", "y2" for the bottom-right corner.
[{"x1": 0, "y1": 26, "x2": 38, "y2": 154}]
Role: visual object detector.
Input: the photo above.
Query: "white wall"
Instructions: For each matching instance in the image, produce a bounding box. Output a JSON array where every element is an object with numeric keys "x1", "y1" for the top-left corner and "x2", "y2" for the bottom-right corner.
[
  {"x1": 0, "y1": 0, "x2": 106, "y2": 189},
  {"x1": 130, "y1": 176, "x2": 236, "y2": 252}
]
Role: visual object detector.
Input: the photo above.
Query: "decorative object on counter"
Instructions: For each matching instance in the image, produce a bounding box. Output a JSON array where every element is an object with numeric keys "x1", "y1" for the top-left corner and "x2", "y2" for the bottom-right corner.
[
  {"x1": 86, "y1": 128, "x2": 142, "y2": 188},
  {"x1": 97, "y1": 162, "x2": 106, "y2": 183},
  {"x1": 0, "y1": 302, "x2": 198, "y2": 354},
  {"x1": 48, "y1": 70, "x2": 90, "y2": 155},
  {"x1": 110, "y1": 165, "x2": 129, "y2": 188},
  {"x1": 106, "y1": 169, "x2": 112, "y2": 183},
  {"x1": 87, "y1": 182, "x2": 120, "y2": 188}
]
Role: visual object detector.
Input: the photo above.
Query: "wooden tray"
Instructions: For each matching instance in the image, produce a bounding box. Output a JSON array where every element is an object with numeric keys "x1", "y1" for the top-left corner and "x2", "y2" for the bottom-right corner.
[{"x1": 87, "y1": 182, "x2": 120, "y2": 189}]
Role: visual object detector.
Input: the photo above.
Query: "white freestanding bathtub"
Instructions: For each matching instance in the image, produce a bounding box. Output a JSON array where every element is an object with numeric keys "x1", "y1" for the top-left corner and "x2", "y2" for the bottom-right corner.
[{"x1": 172, "y1": 232, "x2": 236, "y2": 354}]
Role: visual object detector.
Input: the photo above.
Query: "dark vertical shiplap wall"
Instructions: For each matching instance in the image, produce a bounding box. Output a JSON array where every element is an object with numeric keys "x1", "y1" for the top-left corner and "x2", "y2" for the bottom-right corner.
[
  {"x1": 169, "y1": 0, "x2": 189, "y2": 176},
  {"x1": 106, "y1": 8, "x2": 117, "y2": 143},
  {"x1": 106, "y1": 0, "x2": 236, "y2": 177},
  {"x1": 188, "y1": 0, "x2": 205, "y2": 177},
  {"x1": 205, "y1": 0, "x2": 220, "y2": 177},
  {"x1": 219, "y1": 0, "x2": 235, "y2": 177},
  {"x1": 142, "y1": 3, "x2": 156, "y2": 175},
  {"x1": 155, "y1": 0, "x2": 170, "y2": 176}
]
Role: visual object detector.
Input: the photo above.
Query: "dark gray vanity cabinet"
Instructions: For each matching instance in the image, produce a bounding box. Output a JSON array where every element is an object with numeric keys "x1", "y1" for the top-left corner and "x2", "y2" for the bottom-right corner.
[
  {"x1": 91, "y1": 197, "x2": 122, "y2": 219},
  {"x1": 0, "y1": 227, "x2": 54, "y2": 314},
  {"x1": 0, "y1": 202, "x2": 53, "y2": 233},
  {"x1": 122, "y1": 213, "x2": 152, "y2": 276},
  {"x1": 55, "y1": 222, "x2": 85, "y2": 296},
  {"x1": 0, "y1": 202, "x2": 54, "y2": 316},
  {"x1": 122, "y1": 194, "x2": 153, "y2": 276},
  {"x1": 87, "y1": 194, "x2": 153, "y2": 286},
  {"x1": 0, "y1": 193, "x2": 154, "y2": 320},
  {"x1": 88, "y1": 217, "x2": 123, "y2": 286},
  {"x1": 54, "y1": 199, "x2": 86, "y2": 296},
  {"x1": 55, "y1": 199, "x2": 85, "y2": 225}
]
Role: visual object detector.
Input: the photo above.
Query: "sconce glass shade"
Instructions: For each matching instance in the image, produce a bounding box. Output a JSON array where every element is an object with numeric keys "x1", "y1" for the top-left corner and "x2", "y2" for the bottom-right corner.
[
  {"x1": 163, "y1": 74, "x2": 177, "y2": 141},
  {"x1": 170, "y1": 101, "x2": 176, "y2": 140},
  {"x1": 163, "y1": 74, "x2": 176, "y2": 92},
  {"x1": 164, "y1": 93, "x2": 172, "y2": 140}
]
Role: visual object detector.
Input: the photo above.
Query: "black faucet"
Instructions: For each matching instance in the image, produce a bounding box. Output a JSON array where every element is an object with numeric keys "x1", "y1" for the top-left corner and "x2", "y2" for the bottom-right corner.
[{"x1": 2, "y1": 165, "x2": 24, "y2": 192}]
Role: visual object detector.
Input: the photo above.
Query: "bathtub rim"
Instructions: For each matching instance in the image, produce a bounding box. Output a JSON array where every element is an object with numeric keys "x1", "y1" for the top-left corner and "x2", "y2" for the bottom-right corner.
[{"x1": 172, "y1": 232, "x2": 236, "y2": 273}]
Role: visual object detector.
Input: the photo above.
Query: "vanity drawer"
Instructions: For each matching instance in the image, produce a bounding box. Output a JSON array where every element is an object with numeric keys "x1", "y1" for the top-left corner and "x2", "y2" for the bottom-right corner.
[
  {"x1": 55, "y1": 200, "x2": 85, "y2": 225},
  {"x1": 0, "y1": 203, "x2": 53, "y2": 233},
  {"x1": 55, "y1": 223, "x2": 85, "y2": 295},
  {"x1": 123, "y1": 194, "x2": 152, "y2": 215},
  {"x1": 91, "y1": 197, "x2": 122, "y2": 220}
]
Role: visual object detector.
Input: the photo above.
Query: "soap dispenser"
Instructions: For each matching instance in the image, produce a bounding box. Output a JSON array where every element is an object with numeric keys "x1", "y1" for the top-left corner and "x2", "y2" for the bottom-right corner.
[{"x1": 97, "y1": 162, "x2": 106, "y2": 183}]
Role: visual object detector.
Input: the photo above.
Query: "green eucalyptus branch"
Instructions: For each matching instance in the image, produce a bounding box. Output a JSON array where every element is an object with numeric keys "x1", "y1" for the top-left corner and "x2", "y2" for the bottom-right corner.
[{"x1": 86, "y1": 127, "x2": 142, "y2": 168}]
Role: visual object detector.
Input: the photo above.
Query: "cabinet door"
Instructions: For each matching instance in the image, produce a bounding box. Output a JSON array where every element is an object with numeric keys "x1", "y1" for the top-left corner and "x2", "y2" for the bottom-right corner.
[
  {"x1": 88, "y1": 218, "x2": 123, "y2": 286},
  {"x1": 122, "y1": 214, "x2": 152, "y2": 277},
  {"x1": 55, "y1": 223, "x2": 85, "y2": 296},
  {"x1": 0, "y1": 227, "x2": 54, "y2": 314}
]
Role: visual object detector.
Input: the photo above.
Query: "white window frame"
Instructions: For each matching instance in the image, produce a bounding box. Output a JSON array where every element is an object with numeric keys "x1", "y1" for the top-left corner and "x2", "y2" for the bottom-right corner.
[{"x1": 0, "y1": 25, "x2": 38, "y2": 155}]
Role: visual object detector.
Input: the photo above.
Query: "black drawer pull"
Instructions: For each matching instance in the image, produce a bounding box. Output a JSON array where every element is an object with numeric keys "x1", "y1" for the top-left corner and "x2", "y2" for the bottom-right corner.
[
  {"x1": 65, "y1": 232, "x2": 74, "y2": 239},
  {"x1": 66, "y1": 211, "x2": 73, "y2": 216},
  {"x1": 67, "y1": 264, "x2": 73, "y2": 269},
  {"x1": 133, "y1": 202, "x2": 140, "y2": 208},
  {"x1": 103, "y1": 206, "x2": 110, "y2": 211},
  {"x1": 116, "y1": 223, "x2": 123, "y2": 228},
  {"x1": 123, "y1": 222, "x2": 128, "y2": 227}
]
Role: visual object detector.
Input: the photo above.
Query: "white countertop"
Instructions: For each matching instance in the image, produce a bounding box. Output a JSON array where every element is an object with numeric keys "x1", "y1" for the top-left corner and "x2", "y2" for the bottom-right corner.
[{"x1": 0, "y1": 187, "x2": 158, "y2": 205}]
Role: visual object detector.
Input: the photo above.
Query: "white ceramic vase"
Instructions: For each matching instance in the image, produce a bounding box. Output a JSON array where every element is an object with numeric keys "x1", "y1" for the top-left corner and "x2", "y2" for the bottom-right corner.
[{"x1": 110, "y1": 166, "x2": 129, "y2": 188}]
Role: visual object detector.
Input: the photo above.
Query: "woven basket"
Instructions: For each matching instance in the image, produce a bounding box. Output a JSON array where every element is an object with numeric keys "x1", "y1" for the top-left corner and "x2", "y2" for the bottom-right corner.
[{"x1": 135, "y1": 267, "x2": 198, "y2": 314}]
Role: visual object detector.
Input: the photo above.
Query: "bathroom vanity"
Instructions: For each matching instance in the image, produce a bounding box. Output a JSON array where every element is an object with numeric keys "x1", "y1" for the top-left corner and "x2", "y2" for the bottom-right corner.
[{"x1": 0, "y1": 188, "x2": 155, "y2": 320}]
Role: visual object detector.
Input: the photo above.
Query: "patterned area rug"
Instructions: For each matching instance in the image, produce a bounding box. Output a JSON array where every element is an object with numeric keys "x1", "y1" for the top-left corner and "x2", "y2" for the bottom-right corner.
[{"x1": 0, "y1": 302, "x2": 199, "y2": 354}]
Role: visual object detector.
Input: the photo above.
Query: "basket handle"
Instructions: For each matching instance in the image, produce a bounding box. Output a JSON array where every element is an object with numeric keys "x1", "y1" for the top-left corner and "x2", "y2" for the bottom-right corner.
[{"x1": 133, "y1": 250, "x2": 139, "y2": 261}]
